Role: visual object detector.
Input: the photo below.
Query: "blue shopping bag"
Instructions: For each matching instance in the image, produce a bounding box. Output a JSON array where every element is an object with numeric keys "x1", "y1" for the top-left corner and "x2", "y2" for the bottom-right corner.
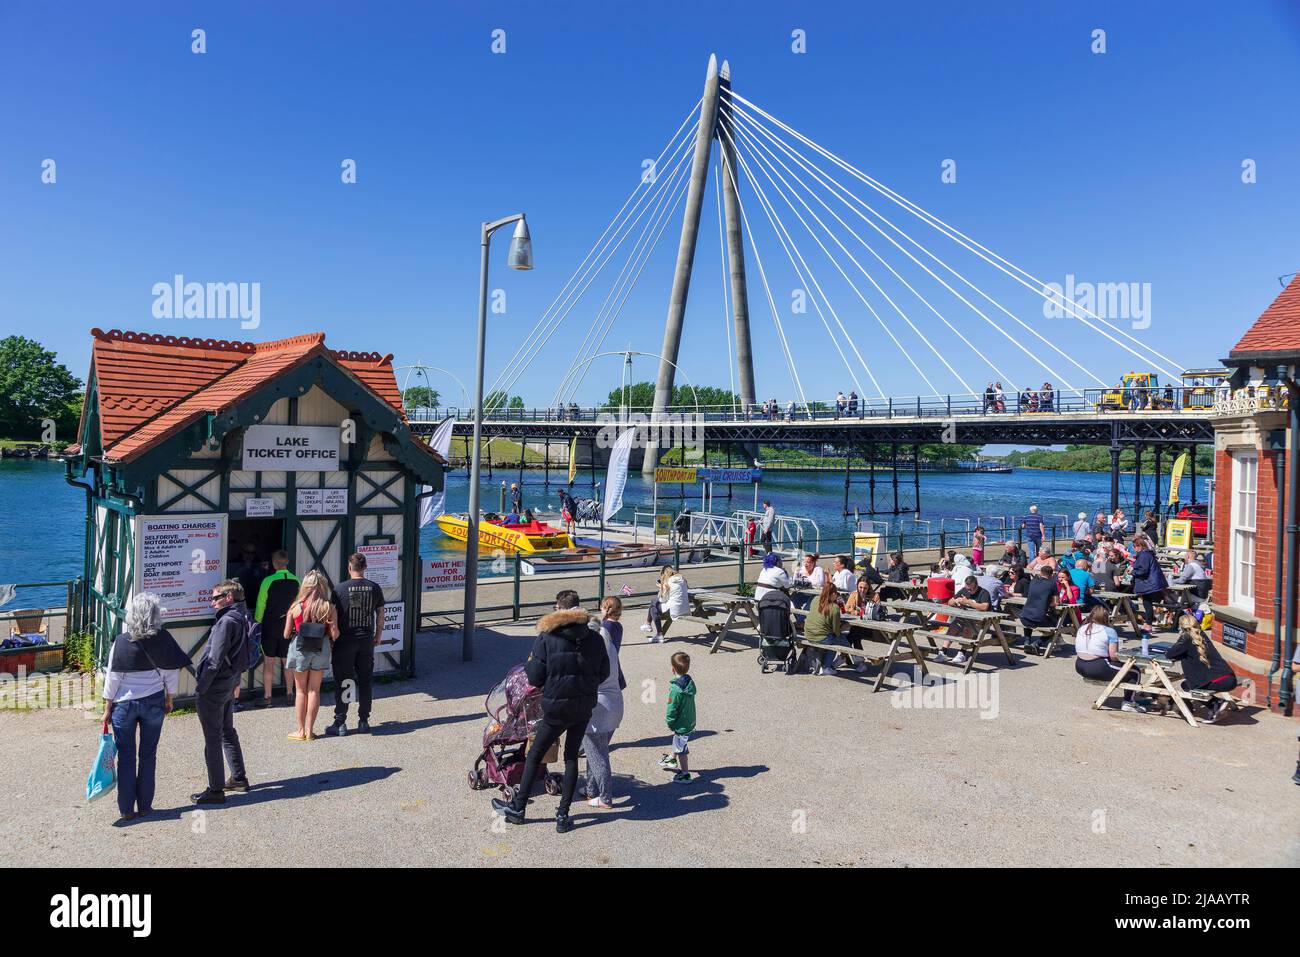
[{"x1": 86, "y1": 732, "x2": 117, "y2": 801}]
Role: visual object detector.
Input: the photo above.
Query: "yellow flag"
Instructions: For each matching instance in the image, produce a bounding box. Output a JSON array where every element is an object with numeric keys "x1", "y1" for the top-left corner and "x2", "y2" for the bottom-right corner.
[
  {"x1": 567, "y1": 435, "x2": 578, "y2": 485},
  {"x1": 1167, "y1": 452, "x2": 1188, "y2": 507}
]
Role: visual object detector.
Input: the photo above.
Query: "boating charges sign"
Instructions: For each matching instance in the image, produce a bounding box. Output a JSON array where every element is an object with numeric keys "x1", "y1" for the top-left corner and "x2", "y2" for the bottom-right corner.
[
  {"x1": 242, "y1": 425, "x2": 341, "y2": 471},
  {"x1": 135, "y1": 514, "x2": 227, "y2": 620}
]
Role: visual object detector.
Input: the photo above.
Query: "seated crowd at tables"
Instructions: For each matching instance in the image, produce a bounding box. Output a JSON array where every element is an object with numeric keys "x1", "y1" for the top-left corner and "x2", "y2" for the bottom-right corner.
[{"x1": 752, "y1": 521, "x2": 1230, "y2": 721}]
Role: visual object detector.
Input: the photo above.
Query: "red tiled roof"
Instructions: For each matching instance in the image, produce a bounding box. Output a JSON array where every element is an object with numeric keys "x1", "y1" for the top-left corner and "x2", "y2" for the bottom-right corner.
[
  {"x1": 1229, "y1": 272, "x2": 1300, "y2": 359},
  {"x1": 78, "y1": 328, "x2": 431, "y2": 464}
]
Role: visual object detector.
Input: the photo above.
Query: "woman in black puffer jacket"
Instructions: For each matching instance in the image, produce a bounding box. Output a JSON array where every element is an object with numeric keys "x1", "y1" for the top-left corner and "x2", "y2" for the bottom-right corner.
[{"x1": 493, "y1": 590, "x2": 609, "y2": 833}]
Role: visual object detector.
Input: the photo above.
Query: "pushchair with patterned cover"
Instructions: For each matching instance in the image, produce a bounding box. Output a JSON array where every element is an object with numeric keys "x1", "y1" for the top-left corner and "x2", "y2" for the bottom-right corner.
[{"x1": 467, "y1": 664, "x2": 561, "y2": 802}]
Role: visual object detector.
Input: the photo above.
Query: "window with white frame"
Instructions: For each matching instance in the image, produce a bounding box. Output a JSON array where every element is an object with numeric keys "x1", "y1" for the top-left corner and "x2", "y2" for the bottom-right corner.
[{"x1": 1229, "y1": 451, "x2": 1257, "y2": 611}]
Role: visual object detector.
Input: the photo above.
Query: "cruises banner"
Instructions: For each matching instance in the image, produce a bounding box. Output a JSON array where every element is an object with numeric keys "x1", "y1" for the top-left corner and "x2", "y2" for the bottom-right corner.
[
  {"x1": 601, "y1": 429, "x2": 636, "y2": 524},
  {"x1": 419, "y1": 417, "x2": 456, "y2": 528}
]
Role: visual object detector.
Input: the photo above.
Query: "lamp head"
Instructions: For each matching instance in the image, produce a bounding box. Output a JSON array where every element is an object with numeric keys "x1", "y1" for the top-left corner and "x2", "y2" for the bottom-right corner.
[{"x1": 506, "y1": 218, "x2": 533, "y2": 270}]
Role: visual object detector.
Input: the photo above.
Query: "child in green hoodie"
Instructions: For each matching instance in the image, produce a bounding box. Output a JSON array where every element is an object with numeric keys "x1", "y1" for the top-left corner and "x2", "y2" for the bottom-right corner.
[{"x1": 658, "y1": 651, "x2": 697, "y2": 783}]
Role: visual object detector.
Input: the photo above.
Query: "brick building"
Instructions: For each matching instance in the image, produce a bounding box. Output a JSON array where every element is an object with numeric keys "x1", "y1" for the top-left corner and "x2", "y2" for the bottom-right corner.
[{"x1": 1210, "y1": 273, "x2": 1300, "y2": 713}]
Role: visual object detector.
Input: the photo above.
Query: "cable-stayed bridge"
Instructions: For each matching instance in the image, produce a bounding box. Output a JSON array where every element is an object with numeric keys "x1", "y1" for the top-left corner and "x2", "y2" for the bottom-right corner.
[{"x1": 407, "y1": 56, "x2": 1219, "y2": 514}]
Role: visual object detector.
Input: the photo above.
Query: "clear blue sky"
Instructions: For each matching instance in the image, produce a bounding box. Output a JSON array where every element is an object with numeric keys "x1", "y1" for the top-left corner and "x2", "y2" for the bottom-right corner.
[{"x1": 2, "y1": 0, "x2": 1298, "y2": 409}]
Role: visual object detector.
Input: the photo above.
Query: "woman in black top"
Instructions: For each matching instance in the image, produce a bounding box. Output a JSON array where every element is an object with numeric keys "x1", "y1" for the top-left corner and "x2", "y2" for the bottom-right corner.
[{"x1": 1166, "y1": 614, "x2": 1237, "y2": 723}]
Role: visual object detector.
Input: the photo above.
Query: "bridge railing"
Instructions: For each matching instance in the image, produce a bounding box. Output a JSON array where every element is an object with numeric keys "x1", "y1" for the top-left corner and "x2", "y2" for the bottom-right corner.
[{"x1": 408, "y1": 385, "x2": 1229, "y2": 424}]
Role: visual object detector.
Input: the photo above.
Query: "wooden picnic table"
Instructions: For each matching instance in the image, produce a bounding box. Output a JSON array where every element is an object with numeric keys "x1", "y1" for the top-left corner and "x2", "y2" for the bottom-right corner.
[
  {"x1": 1091, "y1": 651, "x2": 1198, "y2": 727},
  {"x1": 883, "y1": 598, "x2": 1016, "y2": 673},
  {"x1": 1000, "y1": 595, "x2": 1084, "y2": 656},
  {"x1": 688, "y1": 590, "x2": 761, "y2": 654},
  {"x1": 1092, "y1": 590, "x2": 1144, "y2": 638},
  {"x1": 878, "y1": 579, "x2": 926, "y2": 599},
  {"x1": 790, "y1": 608, "x2": 929, "y2": 690}
]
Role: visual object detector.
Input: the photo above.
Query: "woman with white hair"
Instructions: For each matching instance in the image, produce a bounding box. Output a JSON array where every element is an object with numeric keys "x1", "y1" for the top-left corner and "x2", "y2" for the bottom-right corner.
[{"x1": 100, "y1": 592, "x2": 190, "y2": 825}]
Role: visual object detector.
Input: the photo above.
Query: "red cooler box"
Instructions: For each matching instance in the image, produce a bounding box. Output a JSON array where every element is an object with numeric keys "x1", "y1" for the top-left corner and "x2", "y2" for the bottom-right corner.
[{"x1": 926, "y1": 576, "x2": 955, "y2": 602}]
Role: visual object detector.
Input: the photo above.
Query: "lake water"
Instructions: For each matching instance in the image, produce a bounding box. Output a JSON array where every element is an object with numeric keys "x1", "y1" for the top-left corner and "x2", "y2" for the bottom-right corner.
[{"x1": 0, "y1": 458, "x2": 1209, "y2": 608}]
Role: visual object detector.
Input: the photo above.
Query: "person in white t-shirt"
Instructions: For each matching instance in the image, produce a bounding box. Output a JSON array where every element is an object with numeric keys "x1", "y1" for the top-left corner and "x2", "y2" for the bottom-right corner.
[
  {"x1": 1074, "y1": 605, "x2": 1145, "y2": 712},
  {"x1": 791, "y1": 552, "x2": 825, "y2": 610},
  {"x1": 753, "y1": 553, "x2": 791, "y2": 600},
  {"x1": 830, "y1": 555, "x2": 856, "y2": 593},
  {"x1": 642, "y1": 565, "x2": 690, "y2": 643}
]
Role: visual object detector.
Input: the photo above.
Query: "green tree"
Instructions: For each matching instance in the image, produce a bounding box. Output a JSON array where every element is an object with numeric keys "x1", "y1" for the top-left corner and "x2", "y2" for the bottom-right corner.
[
  {"x1": 600, "y1": 381, "x2": 741, "y2": 412},
  {"x1": 483, "y1": 390, "x2": 524, "y2": 413},
  {"x1": 0, "y1": 337, "x2": 83, "y2": 441},
  {"x1": 402, "y1": 385, "x2": 441, "y2": 409}
]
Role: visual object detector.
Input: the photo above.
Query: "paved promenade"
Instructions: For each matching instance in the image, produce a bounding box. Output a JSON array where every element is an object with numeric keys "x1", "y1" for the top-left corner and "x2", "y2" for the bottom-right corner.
[{"x1": 2, "y1": 618, "x2": 1297, "y2": 867}]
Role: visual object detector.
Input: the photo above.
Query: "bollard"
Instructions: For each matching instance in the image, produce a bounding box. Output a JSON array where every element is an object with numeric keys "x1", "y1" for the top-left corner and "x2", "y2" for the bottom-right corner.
[
  {"x1": 512, "y1": 553, "x2": 522, "y2": 621},
  {"x1": 737, "y1": 538, "x2": 745, "y2": 590},
  {"x1": 939, "y1": 530, "x2": 946, "y2": 557}
]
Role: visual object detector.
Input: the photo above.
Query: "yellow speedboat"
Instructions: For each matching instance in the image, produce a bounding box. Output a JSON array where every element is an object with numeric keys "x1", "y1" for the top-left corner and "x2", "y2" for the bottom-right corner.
[{"x1": 435, "y1": 515, "x2": 572, "y2": 553}]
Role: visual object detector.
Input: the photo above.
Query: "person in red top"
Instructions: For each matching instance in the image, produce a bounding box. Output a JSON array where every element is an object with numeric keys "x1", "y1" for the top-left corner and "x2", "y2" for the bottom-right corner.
[{"x1": 1054, "y1": 568, "x2": 1080, "y2": 605}]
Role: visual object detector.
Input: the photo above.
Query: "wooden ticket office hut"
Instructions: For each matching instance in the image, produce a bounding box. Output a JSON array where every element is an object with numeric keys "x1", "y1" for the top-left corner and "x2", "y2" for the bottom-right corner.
[{"x1": 64, "y1": 328, "x2": 445, "y2": 697}]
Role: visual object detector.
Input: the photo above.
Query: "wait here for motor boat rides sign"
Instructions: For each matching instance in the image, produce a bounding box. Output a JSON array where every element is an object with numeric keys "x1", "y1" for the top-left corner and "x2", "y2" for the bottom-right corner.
[{"x1": 242, "y1": 425, "x2": 341, "y2": 471}]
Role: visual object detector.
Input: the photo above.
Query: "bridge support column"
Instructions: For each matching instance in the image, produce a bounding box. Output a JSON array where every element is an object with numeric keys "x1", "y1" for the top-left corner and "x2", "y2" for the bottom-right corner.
[
  {"x1": 1109, "y1": 425, "x2": 1121, "y2": 515},
  {"x1": 1189, "y1": 445, "x2": 1197, "y2": 504},
  {"x1": 644, "y1": 55, "x2": 723, "y2": 476},
  {"x1": 717, "y1": 61, "x2": 757, "y2": 423},
  {"x1": 1133, "y1": 444, "x2": 1143, "y2": 516}
]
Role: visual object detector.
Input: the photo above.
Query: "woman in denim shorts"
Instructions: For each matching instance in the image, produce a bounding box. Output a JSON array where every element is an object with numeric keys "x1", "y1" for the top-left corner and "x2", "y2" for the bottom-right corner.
[{"x1": 283, "y1": 570, "x2": 339, "y2": 741}]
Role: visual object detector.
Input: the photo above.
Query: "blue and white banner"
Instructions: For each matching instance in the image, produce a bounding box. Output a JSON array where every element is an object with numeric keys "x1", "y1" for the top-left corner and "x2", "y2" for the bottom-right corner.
[
  {"x1": 696, "y1": 467, "x2": 762, "y2": 483},
  {"x1": 602, "y1": 429, "x2": 637, "y2": 524},
  {"x1": 419, "y1": 417, "x2": 456, "y2": 528}
]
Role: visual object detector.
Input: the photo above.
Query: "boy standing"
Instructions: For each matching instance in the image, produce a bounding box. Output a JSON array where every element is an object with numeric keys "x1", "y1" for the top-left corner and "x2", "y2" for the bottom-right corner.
[{"x1": 658, "y1": 652, "x2": 697, "y2": 783}]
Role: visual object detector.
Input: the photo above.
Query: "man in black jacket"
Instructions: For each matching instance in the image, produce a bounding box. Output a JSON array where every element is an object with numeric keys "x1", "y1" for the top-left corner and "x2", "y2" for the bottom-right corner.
[
  {"x1": 492, "y1": 590, "x2": 609, "y2": 833},
  {"x1": 193, "y1": 579, "x2": 250, "y2": 804}
]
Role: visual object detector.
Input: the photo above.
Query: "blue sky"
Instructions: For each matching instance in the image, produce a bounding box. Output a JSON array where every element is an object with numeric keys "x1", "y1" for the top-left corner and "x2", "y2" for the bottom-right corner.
[{"x1": 2, "y1": 0, "x2": 1298, "y2": 410}]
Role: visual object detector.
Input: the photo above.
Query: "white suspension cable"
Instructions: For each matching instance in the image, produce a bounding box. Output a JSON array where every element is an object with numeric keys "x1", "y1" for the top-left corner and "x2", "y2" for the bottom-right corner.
[
  {"x1": 728, "y1": 90, "x2": 1185, "y2": 379},
  {"x1": 731, "y1": 118, "x2": 990, "y2": 393},
  {"x1": 556, "y1": 157, "x2": 693, "y2": 404},
  {"x1": 722, "y1": 120, "x2": 949, "y2": 396},
  {"x1": 730, "y1": 111, "x2": 1037, "y2": 393},
  {"x1": 731, "y1": 101, "x2": 1108, "y2": 394},
  {"x1": 488, "y1": 127, "x2": 698, "y2": 408},
  {"x1": 732, "y1": 109, "x2": 1083, "y2": 395},
  {"x1": 719, "y1": 123, "x2": 880, "y2": 403},
  {"x1": 486, "y1": 107, "x2": 700, "y2": 402},
  {"x1": 552, "y1": 143, "x2": 694, "y2": 405},
  {"x1": 723, "y1": 140, "x2": 809, "y2": 410}
]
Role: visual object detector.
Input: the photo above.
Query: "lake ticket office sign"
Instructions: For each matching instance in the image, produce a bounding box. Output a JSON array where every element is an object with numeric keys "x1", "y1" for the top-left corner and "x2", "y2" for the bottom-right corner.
[
  {"x1": 135, "y1": 514, "x2": 228, "y2": 620},
  {"x1": 242, "y1": 425, "x2": 342, "y2": 471}
]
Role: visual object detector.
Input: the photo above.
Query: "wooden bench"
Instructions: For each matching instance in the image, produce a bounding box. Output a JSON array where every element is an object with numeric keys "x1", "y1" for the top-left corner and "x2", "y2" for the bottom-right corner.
[
  {"x1": 793, "y1": 639, "x2": 914, "y2": 690},
  {"x1": 790, "y1": 609, "x2": 928, "y2": 690}
]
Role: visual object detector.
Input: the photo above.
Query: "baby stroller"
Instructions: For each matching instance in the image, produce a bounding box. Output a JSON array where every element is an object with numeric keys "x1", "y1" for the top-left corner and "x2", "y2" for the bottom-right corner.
[
  {"x1": 757, "y1": 589, "x2": 798, "y2": 674},
  {"x1": 467, "y1": 664, "x2": 562, "y2": 803}
]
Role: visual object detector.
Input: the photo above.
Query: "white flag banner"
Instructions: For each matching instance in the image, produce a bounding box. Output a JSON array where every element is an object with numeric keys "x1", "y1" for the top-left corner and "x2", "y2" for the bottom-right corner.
[
  {"x1": 420, "y1": 417, "x2": 457, "y2": 528},
  {"x1": 601, "y1": 429, "x2": 637, "y2": 524}
]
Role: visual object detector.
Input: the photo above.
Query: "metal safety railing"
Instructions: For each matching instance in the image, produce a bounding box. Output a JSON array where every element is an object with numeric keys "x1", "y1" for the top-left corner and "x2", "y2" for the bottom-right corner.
[{"x1": 407, "y1": 385, "x2": 1239, "y2": 425}]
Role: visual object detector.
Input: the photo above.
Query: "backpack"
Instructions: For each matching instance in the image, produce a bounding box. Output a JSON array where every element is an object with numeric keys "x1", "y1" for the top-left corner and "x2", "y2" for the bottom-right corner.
[{"x1": 245, "y1": 621, "x2": 264, "y2": 671}]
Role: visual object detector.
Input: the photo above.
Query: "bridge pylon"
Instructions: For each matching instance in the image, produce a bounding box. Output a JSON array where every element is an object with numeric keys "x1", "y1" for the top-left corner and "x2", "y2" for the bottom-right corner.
[{"x1": 643, "y1": 54, "x2": 757, "y2": 475}]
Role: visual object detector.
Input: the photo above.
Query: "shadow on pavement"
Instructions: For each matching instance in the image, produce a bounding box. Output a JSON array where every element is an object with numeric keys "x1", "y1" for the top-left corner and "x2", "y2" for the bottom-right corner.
[{"x1": 128, "y1": 765, "x2": 402, "y2": 822}]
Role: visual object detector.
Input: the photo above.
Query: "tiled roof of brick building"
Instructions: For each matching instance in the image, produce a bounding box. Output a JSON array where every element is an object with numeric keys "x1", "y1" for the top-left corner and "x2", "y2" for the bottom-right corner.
[
  {"x1": 1228, "y1": 272, "x2": 1300, "y2": 361},
  {"x1": 70, "y1": 328, "x2": 433, "y2": 464}
]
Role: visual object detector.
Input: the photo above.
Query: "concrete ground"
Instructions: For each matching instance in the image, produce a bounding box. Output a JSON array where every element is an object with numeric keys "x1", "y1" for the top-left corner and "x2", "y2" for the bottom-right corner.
[{"x1": 3, "y1": 616, "x2": 1298, "y2": 868}]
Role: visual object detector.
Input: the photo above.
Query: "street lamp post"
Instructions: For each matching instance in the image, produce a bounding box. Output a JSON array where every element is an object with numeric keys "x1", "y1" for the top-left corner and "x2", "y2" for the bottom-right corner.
[{"x1": 463, "y1": 214, "x2": 532, "y2": 661}]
